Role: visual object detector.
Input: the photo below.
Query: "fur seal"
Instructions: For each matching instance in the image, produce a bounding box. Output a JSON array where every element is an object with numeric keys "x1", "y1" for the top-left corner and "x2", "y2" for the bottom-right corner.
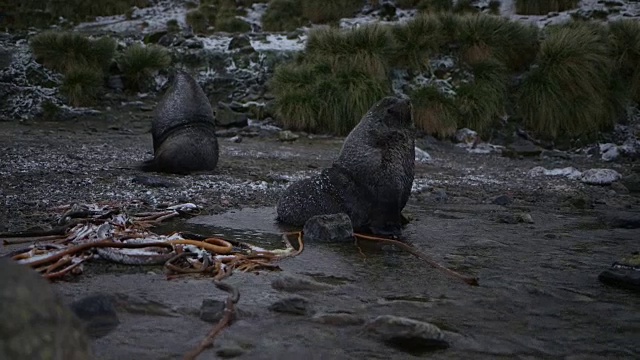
[
  {"x1": 276, "y1": 96, "x2": 415, "y2": 236},
  {"x1": 139, "y1": 69, "x2": 219, "y2": 174}
]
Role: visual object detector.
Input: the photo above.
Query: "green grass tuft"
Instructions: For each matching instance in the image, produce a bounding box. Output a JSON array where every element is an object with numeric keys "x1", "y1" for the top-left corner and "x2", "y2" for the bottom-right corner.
[
  {"x1": 515, "y1": 0, "x2": 579, "y2": 15},
  {"x1": 186, "y1": 9, "x2": 210, "y2": 34},
  {"x1": 608, "y1": 19, "x2": 640, "y2": 103},
  {"x1": 390, "y1": 14, "x2": 445, "y2": 71},
  {"x1": 166, "y1": 19, "x2": 180, "y2": 33},
  {"x1": 517, "y1": 22, "x2": 621, "y2": 141},
  {"x1": 30, "y1": 31, "x2": 116, "y2": 73},
  {"x1": 216, "y1": 17, "x2": 252, "y2": 33},
  {"x1": 410, "y1": 86, "x2": 458, "y2": 138},
  {"x1": 270, "y1": 56, "x2": 390, "y2": 135},
  {"x1": 455, "y1": 14, "x2": 539, "y2": 70},
  {"x1": 117, "y1": 44, "x2": 171, "y2": 92},
  {"x1": 262, "y1": 0, "x2": 306, "y2": 32},
  {"x1": 416, "y1": 0, "x2": 453, "y2": 13},
  {"x1": 301, "y1": 0, "x2": 364, "y2": 24},
  {"x1": 456, "y1": 58, "x2": 508, "y2": 134},
  {"x1": 60, "y1": 65, "x2": 104, "y2": 107},
  {"x1": 306, "y1": 25, "x2": 392, "y2": 80}
]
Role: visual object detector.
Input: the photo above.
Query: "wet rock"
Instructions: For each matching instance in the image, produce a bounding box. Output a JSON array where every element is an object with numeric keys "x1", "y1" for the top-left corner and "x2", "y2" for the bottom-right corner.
[
  {"x1": 157, "y1": 33, "x2": 184, "y2": 47},
  {"x1": 363, "y1": 315, "x2": 449, "y2": 353},
  {"x1": 599, "y1": 211, "x2": 640, "y2": 229},
  {"x1": 69, "y1": 293, "x2": 120, "y2": 339},
  {"x1": 600, "y1": 143, "x2": 620, "y2": 162},
  {"x1": 0, "y1": 48, "x2": 12, "y2": 69},
  {"x1": 132, "y1": 175, "x2": 178, "y2": 188},
  {"x1": 217, "y1": 102, "x2": 249, "y2": 128},
  {"x1": 312, "y1": 312, "x2": 366, "y2": 326},
  {"x1": 496, "y1": 212, "x2": 533, "y2": 224},
  {"x1": 455, "y1": 128, "x2": 478, "y2": 145},
  {"x1": 580, "y1": 169, "x2": 622, "y2": 185},
  {"x1": 144, "y1": 30, "x2": 167, "y2": 44},
  {"x1": 528, "y1": 166, "x2": 582, "y2": 180},
  {"x1": 216, "y1": 346, "x2": 245, "y2": 358},
  {"x1": 228, "y1": 34, "x2": 254, "y2": 53},
  {"x1": 562, "y1": 193, "x2": 593, "y2": 209},
  {"x1": 200, "y1": 299, "x2": 227, "y2": 323},
  {"x1": 598, "y1": 252, "x2": 640, "y2": 292},
  {"x1": 431, "y1": 188, "x2": 448, "y2": 203},
  {"x1": 492, "y1": 194, "x2": 512, "y2": 206},
  {"x1": 229, "y1": 135, "x2": 243, "y2": 143},
  {"x1": 269, "y1": 296, "x2": 312, "y2": 316},
  {"x1": 271, "y1": 274, "x2": 334, "y2": 292},
  {"x1": 184, "y1": 38, "x2": 204, "y2": 49},
  {"x1": 303, "y1": 213, "x2": 354, "y2": 243},
  {"x1": 0, "y1": 258, "x2": 92, "y2": 359},
  {"x1": 504, "y1": 138, "x2": 543, "y2": 157},
  {"x1": 620, "y1": 174, "x2": 640, "y2": 193},
  {"x1": 415, "y1": 146, "x2": 432, "y2": 163},
  {"x1": 278, "y1": 130, "x2": 299, "y2": 142}
]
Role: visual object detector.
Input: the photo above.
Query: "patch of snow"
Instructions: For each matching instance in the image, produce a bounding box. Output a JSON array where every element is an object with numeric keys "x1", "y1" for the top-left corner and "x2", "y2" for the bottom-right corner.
[
  {"x1": 600, "y1": 143, "x2": 620, "y2": 162},
  {"x1": 528, "y1": 166, "x2": 583, "y2": 180},
  {"x1": 580, "y1": 168, "x2": 622, "y2": 185},
  {"x1": 415, "y1": 147, "x2": 432, "y2": 163},
  {"x1": 251, "y1": 34, "x2": 306, "y2": 52}
]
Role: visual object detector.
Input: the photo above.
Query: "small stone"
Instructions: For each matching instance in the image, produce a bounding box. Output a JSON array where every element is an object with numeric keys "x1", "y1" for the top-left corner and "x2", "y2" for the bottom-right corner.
[
  {"x1": 271, "y1": 274, "x2": 334, "y2": 292},
  {"x1": 70, "y1": 294, "x2": 120, "y2": 339},
  {"x1": 599, "y1": 211, "x2": 640, "y2": 229},
  {"x1": 621, "y1": 174, "x2": 640, "y2": 193},
  {"x1": 455, "y1": 128, "x2": 478, "y2": 145},
  {"x1": 431, "y1": 189, "x2": 448, "y2": 203},
  {"x1": 600, "y1": 143, "x2": 620, "y2": 162},
  {"x1": 278, "y1": 130, "x2": 299, "y2": 142},
  {"x1": 228, "y1": 34, "x2": 254, "y2": 53},
  {"x1": 414, "y1": 146, "x2": 431, "y2": 163},
  {"x1": 363, "y1": 315, "x2": 449, "y2": 353},
  {"x1": 504, "y1": 138, "x2": 543, "y2": 157},
  {"x1": 519, "y1": 213, "x2": 534, "y2": 224},
  {"x1": 200, "y1": 299, "x2": 226, "y2": 323},
  {"x1": 580, "y1": 169, "x2": 622, "y2": 185},
  {"x1": 303, "y1": 213, "x2": 354, "y2": 243},
  {"x1": 312, "y1": 313, "x2": 365, "y2": 326},
  {"x1": 229, "y1": 135, "x2": 242, "y2": 143},
  {"x1": 268, "y1": 296, "x2": 311, "y2": 316},
  {"x1": 492, "y1": 194, "x2": 512, "y2": 206},
  {"x1": 216, "y1": 346, "x2": 245, "y2": 358}
]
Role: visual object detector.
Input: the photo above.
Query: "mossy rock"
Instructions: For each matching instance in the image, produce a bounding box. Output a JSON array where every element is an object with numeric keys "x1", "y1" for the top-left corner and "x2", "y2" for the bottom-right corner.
[{"x1": 0, "y1": 258, "x2": 92, "y2": 359}]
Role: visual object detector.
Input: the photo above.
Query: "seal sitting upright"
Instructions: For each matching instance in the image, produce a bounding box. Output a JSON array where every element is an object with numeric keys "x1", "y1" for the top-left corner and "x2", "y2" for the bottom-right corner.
[
  {"x1": 276, "y1": 96, "x2": 415, "y2": 237},
  {"x1": 139, "y1": 69, "x2": 219, "y2": 174}
]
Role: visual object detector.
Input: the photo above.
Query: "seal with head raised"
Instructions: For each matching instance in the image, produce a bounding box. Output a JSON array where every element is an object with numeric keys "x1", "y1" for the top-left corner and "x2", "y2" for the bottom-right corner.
[
  {"x1": 139, "y1": 69, "x2": 219, "y2": 174},
  {"x1": 276, "y1": 96, "x2": 415, "y2": 237}
]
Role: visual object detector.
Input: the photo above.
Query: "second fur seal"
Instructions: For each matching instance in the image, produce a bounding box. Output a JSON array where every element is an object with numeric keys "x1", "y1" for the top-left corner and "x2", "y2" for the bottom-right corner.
[
  {"x1": 276, "y1": 96, "x2": 415, "y2": 237},
  {"x1": 140, "y1": 70, "x2": 219, "y2": 174}
]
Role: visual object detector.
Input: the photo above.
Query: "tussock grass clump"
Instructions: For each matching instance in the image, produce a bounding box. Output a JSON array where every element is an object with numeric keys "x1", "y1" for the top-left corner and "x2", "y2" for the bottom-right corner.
[
  {"x1": 60, "y1": 65, "x2": 104, "y2": 107},
  {"x1": 456, "y1": 58, "x2": 508, "y2": 133},
  {"x1": 271, "y1": 57, "x2": 390, "y2": 135},
  {"x1": 455, "y1": 14, "x2": 539, "y2": 70},
  {"x1": 30, "y1": 31, "x2": 116, "y2": 73},
  {"x1": 216, "y1": 17, "x2": 252, "y2": 33},
  {"x1": 166, "y1": 19, "x2": 180, "y2": 33},
  {"x1": 301, "y1": 0, "x2": 364, "y2": 24},
  {"x1": 186, "y1": 9, "x2": 210, "y2": 34},
  {"x1": 390, "y1": 14, "x2": 445, "y2": 71},
  {"x1": 517, "y1": 22, "x2": 621, "y2": 140},
  {"x1": 306, "y1": 25, "x2": 393, "y2": 79},
  {"x1": 118, "y1": 44, "x2": 171, "y2": 92},
  {"x1": 417, "y1": 0, "x2": 453, "y2": 13},
  {"x1": 608, "y1": 19, "x2": 640, "y2": 103},
  {"x1": 515, "y1": 0, "x2": 579, "y2": 15},
  {"x1": 410, "y1": 86, "x2": 458, "y2": 138},
  {"x1": 262, "y1": 0, "x2": 305, "y2": 32}
]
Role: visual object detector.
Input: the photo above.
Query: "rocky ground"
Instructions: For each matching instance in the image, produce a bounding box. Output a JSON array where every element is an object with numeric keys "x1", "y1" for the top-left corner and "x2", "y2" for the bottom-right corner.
[{"x1": 1, "y1": 108, "x2": 639, "y2": 359}]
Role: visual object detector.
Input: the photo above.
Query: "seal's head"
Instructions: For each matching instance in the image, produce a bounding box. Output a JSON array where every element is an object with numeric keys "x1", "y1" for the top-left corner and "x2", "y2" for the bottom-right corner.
[{"x1": 370, "y1": 96, "x2": 414, "y2": 129}]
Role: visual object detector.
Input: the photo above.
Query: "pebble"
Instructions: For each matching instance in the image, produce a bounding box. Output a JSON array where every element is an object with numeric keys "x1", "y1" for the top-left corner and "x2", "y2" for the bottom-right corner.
[
  {"x1": 580, "y1": 169, "x2": 622, "y2": 185},
  {"x1": 363, "y1": 315, "x2": 449, "y2": 353},
  {"x1": 303, "y1": 213, "x2": 354, "y2": 243},
  {"x1": 268, "y1": 296, "x2": 312, "y2": 316}
]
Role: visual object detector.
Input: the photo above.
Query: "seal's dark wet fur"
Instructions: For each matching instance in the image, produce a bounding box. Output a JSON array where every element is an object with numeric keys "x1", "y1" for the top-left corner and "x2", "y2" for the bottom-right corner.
[
  {"x1": 139, "y1": 70, "x2": 219, "y2": 174},
  {"x1": 276, "y1": 96, "x2": 416, "y2": 237}
]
